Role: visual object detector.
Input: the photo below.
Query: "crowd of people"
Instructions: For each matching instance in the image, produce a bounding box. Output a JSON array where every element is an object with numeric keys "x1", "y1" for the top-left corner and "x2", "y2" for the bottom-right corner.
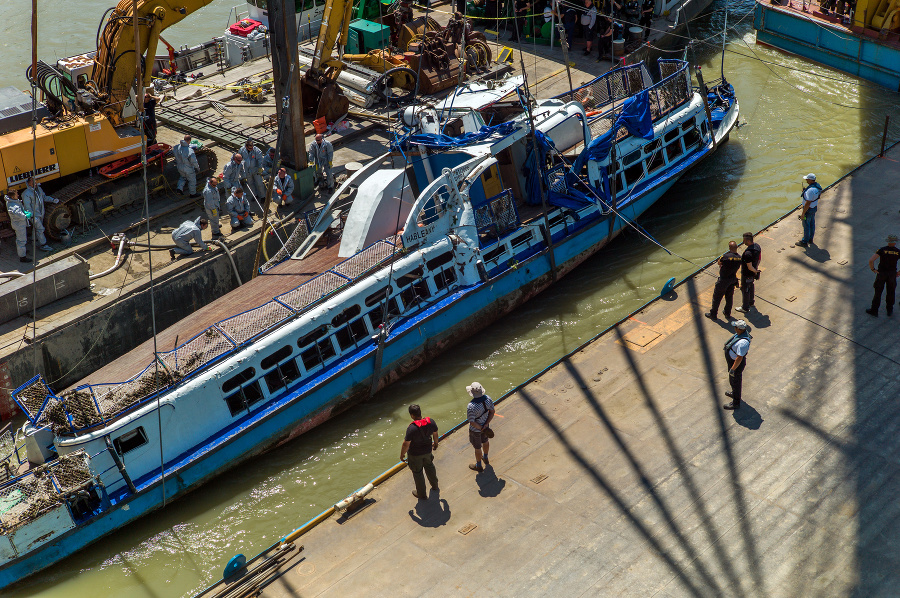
[{"x1": 480, "y1": 0, "x2": 656, "y2": 61}]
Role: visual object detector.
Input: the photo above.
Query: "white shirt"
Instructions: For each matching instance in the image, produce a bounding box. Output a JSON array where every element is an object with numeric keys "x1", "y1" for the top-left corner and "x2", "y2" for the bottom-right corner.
[
  {"x1": 728, "y1": 337, "x2": 750, "y2": 359},
  {"x1": 802, "y1": 185, "x2": 820, "y2": 209}
]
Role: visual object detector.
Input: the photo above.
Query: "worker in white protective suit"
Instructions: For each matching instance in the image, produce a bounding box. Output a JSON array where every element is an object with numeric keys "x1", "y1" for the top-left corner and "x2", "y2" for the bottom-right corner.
[
  {"x1": 221, "y1": 153, "x2": 245, "y2": 198},
  {"x1": 173, "y1": 135, "x2": 201, "y2": 198},
  {"x1": 272, "y1": 167, "x2": 294, "y2": 207},
  {"x1": 22, "y1": 177, "x2": 57, "y2": 252},
  {"x1": 169, "y1": 217, "x2": 209, "y2": 259},
  {"x1": 308, "y1": 134, "x2": 334, "y2": 191},
  {"x1": 5, "y1": 189, "x2": 29, "y2": 262},
  {"x1": 262, "y1": 147, "x2": 277, "y2": 178},
  {"x1": 226, "y1": 187, "x2": 254, "y2": 230},
  {"x1": 239, "y1": 139, "x2": 265, "y2": 199},
  {"x1": 202, "y1": 177, "x2": 223, "y2": 237}
]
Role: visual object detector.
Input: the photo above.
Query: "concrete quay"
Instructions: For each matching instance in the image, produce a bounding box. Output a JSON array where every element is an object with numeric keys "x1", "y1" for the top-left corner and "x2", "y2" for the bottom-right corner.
[{"x1": 247, "y1": 145, "x2": 900, "y2": 596}]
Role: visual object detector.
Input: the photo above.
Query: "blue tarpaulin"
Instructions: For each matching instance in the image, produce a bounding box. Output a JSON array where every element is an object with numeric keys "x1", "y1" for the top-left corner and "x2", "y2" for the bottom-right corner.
[
  {"x1": 393, "y1": 121, "x2": 520, "y2": 151},
  {"x1": 573, "y1": 90, "x2": 655, "y2": 173},
  {"x1": 524, "y1": 130, "x2": 557, "y2": 206}
]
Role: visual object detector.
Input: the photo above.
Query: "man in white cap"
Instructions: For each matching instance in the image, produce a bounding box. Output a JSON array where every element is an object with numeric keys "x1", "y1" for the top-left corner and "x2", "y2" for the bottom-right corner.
[
  {"x1": 465, "y1": 382, "x2": 495, "y2": 472},
  {"x1": 797, "y1": 173, "x2": 821, "y2": 247},
  {"x1": 723, "y1": 320, "x2": 752, "y2": 410},
  {"x1": 866, "y1": 234, "x2": 900, "y2": 317}
]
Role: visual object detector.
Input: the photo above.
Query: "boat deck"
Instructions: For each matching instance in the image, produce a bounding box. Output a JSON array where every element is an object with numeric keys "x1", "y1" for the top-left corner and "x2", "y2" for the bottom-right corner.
[
  {"x1": 252, "y1": 139, "x2": 900, "y2": 598},
  {"x1": 69, "y1": 239, "x2": 344, "y2": 389}
]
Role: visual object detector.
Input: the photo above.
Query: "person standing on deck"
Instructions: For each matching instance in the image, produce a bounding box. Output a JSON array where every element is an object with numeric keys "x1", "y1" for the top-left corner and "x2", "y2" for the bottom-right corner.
[
  {"x1": 466, "y1": 382, "x2": 495, "y2": 473},
  {"x1": 866, "y1": 234, "x2": 900, "y2": 317},
  {"x1": 173, "y1": 135, "x2": 201, "y2": 198},
  {"x1": 143, "y1": 90, "x2": 162, "y2": 143},
  {"x1": 705, "y1": 241, "x2": 742, "y2": 321},
  {"x1": 723, "y1": 320, "x2": 751, "y2": 410},
  {"x1": 222, "y1": 153, "x2": 245, "y2": 198},
  {"x1": 640, "y1": 0, "x2": 654, "y2": 38},
  {"x1": 736, "y1": 232, "x2": 761, "y2": 314},
  {"x1": 400, "y1": 404, "x2": 440, "y2": 500},
  {"x1": 581, "y1": 0, "x2": 598, "y2": 55},
  {"x1": 797, "y1": 173, "x2": 821, "y2": 247},
  {"x1": 22, "y1": 177, "x2": 57, "y2": 253},
  {"x1": 202, "y1": 177, "x2": 223, "y2": 237},
  {"x1": 240, "y1": 139, "x2": 265, "y2": 199},
  {"x1": 5, "y1": 189, "x2": 30, "y2": 262},
  {"x1": 308, "y1": 134, "x2": 335, "y2": 191}
]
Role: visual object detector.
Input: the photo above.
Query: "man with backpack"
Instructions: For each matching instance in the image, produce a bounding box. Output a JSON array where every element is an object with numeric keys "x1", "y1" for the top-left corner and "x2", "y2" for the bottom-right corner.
[
  {"x1": 723, "y1": 320, "x2": 752, "y2": 410},
  {"x1": 466, "y1": 382, "x2": 495, "y2": 472},
  {"x1": 797, "y1": 173, "x2": 822, "y2": 247},
  {"x1": 400, "y1": 404, "x2": 440, "y2": 500}
]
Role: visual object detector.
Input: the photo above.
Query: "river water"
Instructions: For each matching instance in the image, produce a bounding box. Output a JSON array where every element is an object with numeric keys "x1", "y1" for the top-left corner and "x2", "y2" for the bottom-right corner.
[{"x1": 4, "y1": 0, "x2": 900, "y2": 595}]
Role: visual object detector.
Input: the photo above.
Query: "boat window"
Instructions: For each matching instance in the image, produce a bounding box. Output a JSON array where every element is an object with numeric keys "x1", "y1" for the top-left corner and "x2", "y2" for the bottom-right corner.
[
  {"x1": 483, "y1": 244, "x2": 506, "y2": 262},
  {"x1": 261, "y1": 345, "x2": 293, "y2": 370},
  {"x1": 663, "y1": 128, "x2": 679, "y2": 143},
  {"x1": 264, "y1": 359, "x2": 301, "y2": 393},
  {"x1": 665, "y1": 142, "x2": 683, "y2": 162},
  {"x1": 426, "y1": 251, "x2": 454, "y2": 271},
  {"x1": 416, "y1": 188, "x2": 448, "y2": 226},
  {"x1": 397, "y1": 266, "x2": 424, "y2": 288},
  {"x1": 364, "y1": 286, "x2": 392, "y2": 307},
  {"x1": 681, "y1": 120, "x2": 695, "y2": 132},
  {"x1": 646, "y1": 148, "x2": 666, "y2": 174},
  {"x1": 301, "y1": 338, "x2": 337, "y2": 370},
  {"x1": 623, "y1": 150, "x2": 642, "y2": 165},
  {"x1": 298, "y1": 326, "x2": 328, "y2": 349},
  {"x1": 367, "y1": 297, "x2": 401, "y2": 329},
  {"x1": 335, "y1": 318, "x2": 370, "y2": 351},
  {"x1": 331, "y1": 305, "x2": 361, "y2": 327},
  {"x1": 683, "y1": 128, "x2": 700, "y2": 150},
  {"x1": 113, "y1": 427, "x2": 148, "y2": 456},
  {"x1": 701, "y1": 121, "x2": 708, "y2": 137},
  {"x1": 223, "y1": 367, "x2": 256, "y2": 394},
  {"x1": 224, "y1": 381, "x2": 264, "y2": 417},
  {"x1": 623, "y1": 162, "x2": 644, "y2": 188},
  {"x1": 642, "y1": 139, "x2": 661, "y2": 155},
  {"x1": 434, "y1": 266, "x2": 457, "y2": 291},
  {"x1": 510, "y1": 230, "x2": 533, "y2": 248},
  {"x1": 400, "y1": 280, "x2": 431, "y2": 308}
]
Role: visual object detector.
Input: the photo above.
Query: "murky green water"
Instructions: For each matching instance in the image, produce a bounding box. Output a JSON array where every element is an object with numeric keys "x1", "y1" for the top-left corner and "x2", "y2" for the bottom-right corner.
[{"x1": 3, "y1": 0, "x2": 900, "y2": 595}]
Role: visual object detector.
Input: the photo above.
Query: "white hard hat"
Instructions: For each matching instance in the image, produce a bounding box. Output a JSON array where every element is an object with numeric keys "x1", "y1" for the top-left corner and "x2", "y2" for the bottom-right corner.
[{"x1": 804, "y1": 173, "x2": 816, "y2": 181}]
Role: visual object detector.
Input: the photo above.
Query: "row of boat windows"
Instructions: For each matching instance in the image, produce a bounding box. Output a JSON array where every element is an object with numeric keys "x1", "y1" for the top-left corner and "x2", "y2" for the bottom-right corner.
[
  {"x1": 221, "y1": 253, "x2": 459, "y2": 417},
  {"x1": 614, "y1": 118, "x2": 707, "y2": 193}
]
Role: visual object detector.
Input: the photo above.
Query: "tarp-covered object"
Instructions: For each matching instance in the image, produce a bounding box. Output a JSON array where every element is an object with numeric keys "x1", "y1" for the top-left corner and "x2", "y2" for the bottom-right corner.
[
  {"x1": 573, "y1": 90, "x2": 655, "y2": 173},
  {"x1": 394, "y1": 121, "x2": 520, "y2": 151}
]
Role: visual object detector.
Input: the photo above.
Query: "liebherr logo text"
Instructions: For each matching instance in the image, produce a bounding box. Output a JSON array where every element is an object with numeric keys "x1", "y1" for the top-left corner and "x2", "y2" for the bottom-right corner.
[
  {"x1": 405, "y1": 225, "x2": 434, "y2": 243},
  {"x1": 7, "y1": 163, "x2": 59, "y2": 185}
]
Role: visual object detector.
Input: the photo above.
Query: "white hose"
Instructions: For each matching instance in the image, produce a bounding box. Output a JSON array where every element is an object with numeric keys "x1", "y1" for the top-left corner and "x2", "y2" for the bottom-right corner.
[
  {"x1": 89, "y1": 238, "x2": 127, "y2": 281},
  {"x1": 211, "y1": 239, "x2": 242, "y2": 285},
  {"x1": 0, "y1": 272, "x2": 24, "y2": 280}
]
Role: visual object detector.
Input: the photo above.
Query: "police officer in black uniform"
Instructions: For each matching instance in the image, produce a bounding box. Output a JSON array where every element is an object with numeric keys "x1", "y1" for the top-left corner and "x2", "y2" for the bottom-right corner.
[
  {"x1": 736, "y1": 232, "x2": 761, "y2": 314},
  {"x1": 705, "y1": 241, "x2": 742, "y2": 321},
  {"x1": 866, "y1": 234, "x2": 900, "y2": 317}
]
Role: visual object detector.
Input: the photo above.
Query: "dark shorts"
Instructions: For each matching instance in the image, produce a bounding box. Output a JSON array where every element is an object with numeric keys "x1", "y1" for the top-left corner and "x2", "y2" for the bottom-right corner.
[{"x1": 469, "y1": 428, "x2": 489, "y2": 449}]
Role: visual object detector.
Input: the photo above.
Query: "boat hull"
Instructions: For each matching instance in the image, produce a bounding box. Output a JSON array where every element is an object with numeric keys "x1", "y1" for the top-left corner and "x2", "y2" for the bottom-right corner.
[{"x1": 754, "y1": 1, "x2": 900, "y2": 91}]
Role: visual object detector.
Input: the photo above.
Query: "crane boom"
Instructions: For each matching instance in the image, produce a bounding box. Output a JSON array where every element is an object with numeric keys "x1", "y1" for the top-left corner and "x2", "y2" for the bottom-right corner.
[{"x1": 92, "y1": 0, "x2": 215, "y2": 125}]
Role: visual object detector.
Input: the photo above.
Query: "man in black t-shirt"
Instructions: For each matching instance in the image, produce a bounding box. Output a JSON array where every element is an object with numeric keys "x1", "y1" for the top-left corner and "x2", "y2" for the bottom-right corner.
[
  {"x1": 866, "y1": 234, "x2": 900, "y2": 317},
  {"x1": 736, "y1": 232, "x2": 761, "y2": 314},
  {"x1": 400, "y1": 404, "x2": 440, "y2": 500},
  {"x1": 706, "y1": 241, "x2": 742, "y2": 321}
]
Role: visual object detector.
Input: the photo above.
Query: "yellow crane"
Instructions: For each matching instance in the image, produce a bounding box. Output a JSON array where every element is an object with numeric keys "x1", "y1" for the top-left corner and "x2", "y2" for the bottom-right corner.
[{"x1": 0, "y1": 0, "x2": 217, "y2": 237}]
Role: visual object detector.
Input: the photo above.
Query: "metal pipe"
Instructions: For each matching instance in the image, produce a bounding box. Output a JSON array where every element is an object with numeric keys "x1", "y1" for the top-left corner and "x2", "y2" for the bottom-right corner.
[
  {"x1": 89, "y1": 238, "x2": 127, "y2": 281},
  {"x1": 881, "y1": 115, "x2": 890, "y2": 157},
  {"x1": 104, "y1": 436, "x2": 136, "y2": 494}
]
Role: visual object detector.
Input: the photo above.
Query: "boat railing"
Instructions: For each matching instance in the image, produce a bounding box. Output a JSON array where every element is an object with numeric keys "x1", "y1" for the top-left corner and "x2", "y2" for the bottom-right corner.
[
  {"x1": 473, "y1": 190, "x2": 520, "y2": 247},
  {"x1": 13, "y1": 239, "x2": 401, "y2": 436},
  {"x1": 0, "y1": 450, "x2": 93, "y2": 536},
  {"x1": 557, "y1": 59, "x2": 693, "y2": 142}
]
